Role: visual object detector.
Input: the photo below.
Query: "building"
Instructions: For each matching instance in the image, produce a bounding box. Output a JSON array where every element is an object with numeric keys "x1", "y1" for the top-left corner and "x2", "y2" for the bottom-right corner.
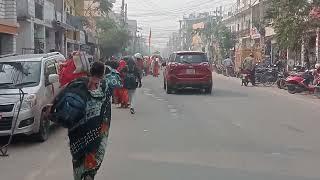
[
  {"x1": 222, "y1": 0, "x2": 265, "y2": 70},
  {"x1": 0, "y1": 0, "x2": 18, "y2": 55},
  {"x1": 127, "y1": 19, "x2": 137, "y2": 53},
  {"x1": 17, "y1": 0, "x2": 61, "y2": 54}
]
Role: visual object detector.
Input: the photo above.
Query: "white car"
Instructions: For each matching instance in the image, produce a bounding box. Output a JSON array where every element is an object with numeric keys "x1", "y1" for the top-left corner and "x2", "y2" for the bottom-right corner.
[{"x1": 0, "y1": 52, "x2": 65, "y2": 141}]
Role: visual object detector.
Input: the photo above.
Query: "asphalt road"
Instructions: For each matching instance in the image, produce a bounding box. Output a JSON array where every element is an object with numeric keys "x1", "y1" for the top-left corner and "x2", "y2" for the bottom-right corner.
[{"x1": 1, "y1": 73, "x2": 320, "y2": 180}]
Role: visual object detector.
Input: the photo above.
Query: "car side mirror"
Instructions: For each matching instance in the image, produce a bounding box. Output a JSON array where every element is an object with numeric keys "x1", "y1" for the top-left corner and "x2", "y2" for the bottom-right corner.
[
  {"x1": 48, "y1": 74, "x2": 59, "y2": 84},
  {"x1": 162, "y1": 62, "x2": 167, "y2": 66}
]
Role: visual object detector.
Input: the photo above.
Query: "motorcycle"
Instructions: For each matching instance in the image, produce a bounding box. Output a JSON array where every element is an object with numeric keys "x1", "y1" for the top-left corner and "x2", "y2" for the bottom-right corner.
[
  {"x1": 276, "y1": 71, "x2": 290, "y2": 89},
  {"x1": 286, "y1": 70, "x2": 320, "y2": 95},
  {"x1": 260, "y1": 65, "x2": 279, "y2": 87},
  {"x1": 226, "y1": 66, "x2": 235, "y2": 77},
  {"x1": 241, "y1": 69, "x2": 252, "y2": 86}
]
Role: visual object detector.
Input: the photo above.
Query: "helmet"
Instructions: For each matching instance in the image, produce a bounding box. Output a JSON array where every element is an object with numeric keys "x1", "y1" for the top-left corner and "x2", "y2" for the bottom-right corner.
[
  {"x1": 134, "y1": 53, "x2": 143, "y2": 59},
  {"x1": 315, "y1": 63, "x2": 320, "y2": 69}
]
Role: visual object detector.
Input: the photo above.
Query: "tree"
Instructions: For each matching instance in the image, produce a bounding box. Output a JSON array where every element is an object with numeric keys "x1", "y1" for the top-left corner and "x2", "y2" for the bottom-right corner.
[
  {"x1": 194, "y1": 20, "x2": 233, "y2": 59},
  {"x1": 96, "y1": 18, "x2": 129, "y2": 57},
  {"x1": 266, "y1": 0, "x2": 314, "y2": 51}
]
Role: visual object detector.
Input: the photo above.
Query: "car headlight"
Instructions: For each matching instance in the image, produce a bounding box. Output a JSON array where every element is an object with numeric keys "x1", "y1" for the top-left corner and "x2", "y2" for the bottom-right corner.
[{"x1": 15, "y1": 94, "x2": 37, "y2": 111}]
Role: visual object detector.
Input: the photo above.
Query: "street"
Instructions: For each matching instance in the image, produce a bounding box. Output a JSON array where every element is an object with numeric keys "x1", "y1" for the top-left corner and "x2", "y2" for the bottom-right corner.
[{"x1": 1, "y1": 73, "x2": 320, "y2": 180}]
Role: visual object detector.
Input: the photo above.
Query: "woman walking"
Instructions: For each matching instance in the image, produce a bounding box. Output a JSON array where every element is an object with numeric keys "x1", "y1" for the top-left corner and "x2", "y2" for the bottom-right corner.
[
  {"x1": 122, "y1": 57, "x2": 142, "y2": 114},
  {"x1": 153, "y1": 58, "x2": 160, "y2": 77},
  {"x1": 50, "y1": 62, "x2": 111, "y2": 180}
]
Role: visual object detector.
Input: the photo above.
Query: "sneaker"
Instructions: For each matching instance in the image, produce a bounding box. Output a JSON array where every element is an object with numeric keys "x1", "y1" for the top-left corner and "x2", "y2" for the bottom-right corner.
[{"x1": 130, "y1": 108, "x2": 135, "y2": 114}]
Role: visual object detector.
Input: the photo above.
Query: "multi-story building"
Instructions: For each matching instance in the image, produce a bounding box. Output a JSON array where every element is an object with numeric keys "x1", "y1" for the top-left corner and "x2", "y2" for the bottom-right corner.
[
  {"x1": 15, "y1": 0, "x2": 97, "y2": 57},
  {"x1": 17, "y1": 0, "x2": 60, "y2": 54},
  {"x1": 0, "y1": 0, "x2": 18, "y2": 55},
  {"x1": 223, "y1": 0, "x2": 265, "y2": 70}
]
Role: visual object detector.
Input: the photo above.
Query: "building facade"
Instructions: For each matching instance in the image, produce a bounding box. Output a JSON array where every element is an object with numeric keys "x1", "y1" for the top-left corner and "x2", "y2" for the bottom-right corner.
[{"x1": 0, "y1": 0, "x2": 18, "y2": 55}]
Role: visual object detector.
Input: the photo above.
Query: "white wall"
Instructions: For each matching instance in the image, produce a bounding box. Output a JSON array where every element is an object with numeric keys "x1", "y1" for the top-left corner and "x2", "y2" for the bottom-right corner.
[
  {"x1": 16, "y1": 21, "x2": 34, "y2": 54},
  {"x1": 44, "y1": 0, "x2": 54, "y2": 25}
]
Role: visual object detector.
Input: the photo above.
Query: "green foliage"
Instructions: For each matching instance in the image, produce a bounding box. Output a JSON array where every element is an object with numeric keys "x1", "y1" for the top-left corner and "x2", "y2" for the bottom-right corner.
[
  {"x1": 98, "y1": 0, "x2": 114, "y2": 15},
  {"x1": 193, "y1": 19, "x2": 233, "y2": 57},
  {"x1": 96, "y1": 18, "x2": 130, "y2": 57},
  {"x1": 266, "y1": 0, "x2": 315, "y2": 51}
]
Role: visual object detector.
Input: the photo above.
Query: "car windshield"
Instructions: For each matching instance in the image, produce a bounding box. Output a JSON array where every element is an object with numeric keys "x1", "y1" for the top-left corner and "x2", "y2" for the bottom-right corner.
[
  {"x1": 176, "y1": 53, "x2": 208, "y2": 64},
  {"x1": 0, "y1": 61, "x2": 41, "y2": 88}
]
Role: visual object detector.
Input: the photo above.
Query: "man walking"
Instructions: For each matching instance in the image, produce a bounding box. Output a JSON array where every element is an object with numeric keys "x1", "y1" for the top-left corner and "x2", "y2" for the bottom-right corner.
[
  {"x1": 242, "y1": 53, "x2": 256, "y2": 85},
  {"x1": 223, "y1": 55, "x2": 234, "y2": 76}
]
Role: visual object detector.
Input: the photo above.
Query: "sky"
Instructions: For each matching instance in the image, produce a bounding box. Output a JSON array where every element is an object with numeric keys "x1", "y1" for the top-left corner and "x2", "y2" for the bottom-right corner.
[{"x1": 113, "y1": 0, "x2": 235, "y2": 50}]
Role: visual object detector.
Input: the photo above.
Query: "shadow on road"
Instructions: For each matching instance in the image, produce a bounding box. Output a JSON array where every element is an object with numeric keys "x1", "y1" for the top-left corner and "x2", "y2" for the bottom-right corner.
[
  {"x1": 212, "y1": 88, "x2": 249, "y2": 98},
  {"x1": 173, "y1": 88, "x2": 248, "y2": 98}
]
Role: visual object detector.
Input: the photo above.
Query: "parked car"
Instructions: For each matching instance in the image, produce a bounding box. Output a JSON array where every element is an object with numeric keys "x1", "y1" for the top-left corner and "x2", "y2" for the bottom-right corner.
[
  {"x1": 163, "y1": 51, "x2": 213, "y2": 94},
  {"x1": 0, "y1": 52, "x2": 65, "y2": 142}
]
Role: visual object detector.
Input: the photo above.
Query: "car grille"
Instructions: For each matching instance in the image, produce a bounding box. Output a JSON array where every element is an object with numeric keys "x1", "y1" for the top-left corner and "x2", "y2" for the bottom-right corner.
[
  {"x1": 0, "y1": 104, "x2": 14, "y2": 112},
  {"x1": 0, "y1": 117, "x2": 13, "y2": 131}
]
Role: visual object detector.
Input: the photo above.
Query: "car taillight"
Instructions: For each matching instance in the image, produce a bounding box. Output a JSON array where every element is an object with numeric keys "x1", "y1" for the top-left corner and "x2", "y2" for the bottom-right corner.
[
  {"x1": 200, "y1": 62, "x2": 212, "y2": 71},
  {"x1": 169, "y1": 63, "x2": 179, "y2": 71}
]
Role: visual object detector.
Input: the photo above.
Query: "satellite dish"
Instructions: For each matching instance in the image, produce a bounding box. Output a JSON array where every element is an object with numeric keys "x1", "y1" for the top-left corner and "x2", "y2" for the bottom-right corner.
[{"x1": 288, "y1": 59, "x2": 295, "y2": 67}]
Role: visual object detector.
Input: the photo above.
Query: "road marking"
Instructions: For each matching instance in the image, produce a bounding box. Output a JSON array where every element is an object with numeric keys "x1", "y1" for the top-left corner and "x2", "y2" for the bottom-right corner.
[{"x1": 231, "y1": 122, "x2": 242, "y2": 128}]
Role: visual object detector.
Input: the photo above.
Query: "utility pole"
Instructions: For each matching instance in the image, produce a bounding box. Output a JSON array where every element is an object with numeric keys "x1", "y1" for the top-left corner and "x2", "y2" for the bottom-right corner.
[{"x1": 121, "y1": 0, "x2": 125, "y2": 27}]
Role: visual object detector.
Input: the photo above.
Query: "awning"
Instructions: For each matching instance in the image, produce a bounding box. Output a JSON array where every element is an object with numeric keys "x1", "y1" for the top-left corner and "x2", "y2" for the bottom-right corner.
[{"x1": 0, "y1": 22, "x2": 18, "y2": 35}]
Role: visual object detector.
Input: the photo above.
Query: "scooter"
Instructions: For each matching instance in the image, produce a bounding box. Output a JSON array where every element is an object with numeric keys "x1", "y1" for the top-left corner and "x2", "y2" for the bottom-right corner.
[{"x1": 286, "y1": 70, "x2": 320, "y2": 94}]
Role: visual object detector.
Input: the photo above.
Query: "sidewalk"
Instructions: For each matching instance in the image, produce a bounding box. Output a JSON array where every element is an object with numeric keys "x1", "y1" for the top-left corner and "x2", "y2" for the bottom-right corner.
[{"x1": 213, "y1": 72, "x2": 320, "y2": 104}]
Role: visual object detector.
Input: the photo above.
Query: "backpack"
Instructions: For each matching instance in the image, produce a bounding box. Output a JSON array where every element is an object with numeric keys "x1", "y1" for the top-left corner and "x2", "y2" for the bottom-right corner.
[
  {"x1": 50, "y1": 78, "x2": 107, "y2": 129},
  {"x1": 124, "y1": 71, "x2": 137, "y2": 89}
]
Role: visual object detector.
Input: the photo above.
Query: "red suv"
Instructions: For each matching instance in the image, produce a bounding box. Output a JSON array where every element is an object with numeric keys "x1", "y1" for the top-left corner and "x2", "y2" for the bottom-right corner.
[{"x1": 163, "y1": 51, "x2": 212, "y2": 94}]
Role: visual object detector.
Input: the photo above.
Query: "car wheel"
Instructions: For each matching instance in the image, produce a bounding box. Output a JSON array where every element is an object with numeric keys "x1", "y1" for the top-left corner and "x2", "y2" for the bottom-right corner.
[
  {"x1": 166, "y1": 81, "x2": 173, "y2": 94},
  {"x1": 34, "y1": 111, "x2": 50, "y2": 142},
  {"x1": 205, "y1": 85, "x2": 212, "y2": 94},
  {"x1": 287, "y1": 84, "x2": 297, "y2": 94}
]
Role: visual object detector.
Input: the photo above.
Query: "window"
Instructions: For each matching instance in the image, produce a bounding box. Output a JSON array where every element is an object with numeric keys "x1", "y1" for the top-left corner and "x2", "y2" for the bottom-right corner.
[
  {"x1": 0, "y1": 61, "x2": 41, "y2": 88},
  {"x1": 175, "y1": 53, "x2": 208, "y2": 63},
  {"x1": 45, "y1": 59, "x2": 57, "y2": 85}
]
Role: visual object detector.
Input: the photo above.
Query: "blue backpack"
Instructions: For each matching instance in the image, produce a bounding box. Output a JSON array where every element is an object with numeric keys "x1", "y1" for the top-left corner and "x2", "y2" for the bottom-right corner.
[{"x1": 51, "y1": 78, "x2": 106, "y2": 129}]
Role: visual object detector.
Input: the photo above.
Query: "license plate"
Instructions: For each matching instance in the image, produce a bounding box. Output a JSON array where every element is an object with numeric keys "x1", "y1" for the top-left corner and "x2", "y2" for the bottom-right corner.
[{"x1": 186, "y1": 69, "x2": 195, "y2": 74}]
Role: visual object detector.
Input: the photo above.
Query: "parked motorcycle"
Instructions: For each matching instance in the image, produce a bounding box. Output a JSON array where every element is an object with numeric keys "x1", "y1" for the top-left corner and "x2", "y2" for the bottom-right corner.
[
  {"x1": 276, "y1": 71, "x2": 290, "y2": 89},
  {"x1": 286, "y1": 70, "x2": 320, "y2": 95},
  {"x1": 241, "y1": 69, "x2": 253, "y2": 86},
  {"x1": 260, "y1": 65, "x2": 279, "y2": 87}
]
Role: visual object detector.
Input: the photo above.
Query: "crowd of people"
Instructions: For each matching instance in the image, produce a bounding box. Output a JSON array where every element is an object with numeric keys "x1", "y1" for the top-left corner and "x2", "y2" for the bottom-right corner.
[{"x1": 44, "y1": 51, "x2": 161, "y2": 180}]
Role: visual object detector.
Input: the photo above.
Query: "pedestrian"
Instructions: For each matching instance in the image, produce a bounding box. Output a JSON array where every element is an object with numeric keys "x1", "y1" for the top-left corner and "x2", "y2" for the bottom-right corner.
[
  {"x1": 122, "y1": 56, "x2": 142, "y2": 114},
  {"x1": 49, "y1": 62, "x2": 111, "y2": 180},
  {"x1": 59, "y1": 51, "x2": 89, "y2": 87},
  {"x1": 134, "y1": 53, "x2": 144, "y2": 78},
  {"x1": 115, "y1": 58, "x2": 129, "y2": 108},
  {"x1": 223, "y1": 55, "x2": 234, "y2": 76},
  {"x1": 241, "y1": 53, "x2": 256, "y2": 86},
  {"x1": 153, "y1": 58, "x2": 160, "y2": 77}
]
